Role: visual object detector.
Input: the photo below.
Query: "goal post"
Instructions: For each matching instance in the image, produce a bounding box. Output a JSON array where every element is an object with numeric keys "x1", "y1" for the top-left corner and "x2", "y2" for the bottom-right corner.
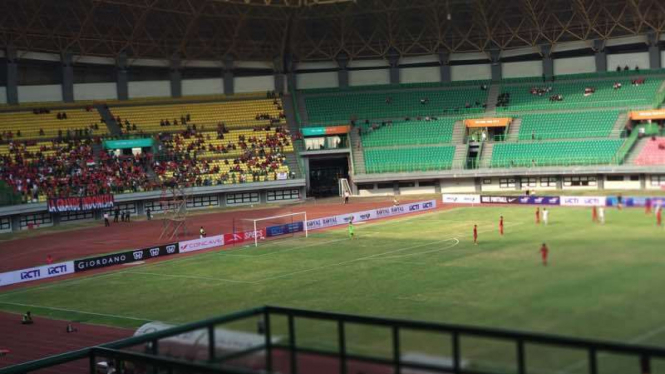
[{"x1": 239, "y1": 212, "x2": 308, "y2": 247}]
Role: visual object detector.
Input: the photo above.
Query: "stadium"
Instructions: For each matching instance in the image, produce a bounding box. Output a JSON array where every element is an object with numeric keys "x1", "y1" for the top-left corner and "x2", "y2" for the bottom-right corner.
[{"x1": 1, "y1": 0, "x2": 665, "y2": 373}]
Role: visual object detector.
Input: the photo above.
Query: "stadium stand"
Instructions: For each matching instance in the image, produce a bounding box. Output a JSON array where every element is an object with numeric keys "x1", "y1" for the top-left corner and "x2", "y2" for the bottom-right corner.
[
  {"x1": 109, "y1": 99, "x2": 284, "y2": 134},
  {"x1": 497, "y1": 78, "x2": 663, "y2": 112},
  {"x1": 517, "y1": 111, "x2": 621, "y2": 140},
  {"x1": 304, "y1": 85, "x2": 489, "y2": 123},
  {"x1": 491, "y1": 139, "x2": 625, "y2": 167},
  {"x1": 0, "y1": 138, "x2": 154, "y2": 203},
  {"x1": 0, "y1": 108, "x2": 106, "y2": 140},
  {"x1": 634, "y1": 137, "x2": 665, "y2": 165},
  {"x1": 364, "y1": 146, "x2": 456, "y2": 173},
  {"x1": 359, "y1": 118, "x2": 456, "y2": 147}
]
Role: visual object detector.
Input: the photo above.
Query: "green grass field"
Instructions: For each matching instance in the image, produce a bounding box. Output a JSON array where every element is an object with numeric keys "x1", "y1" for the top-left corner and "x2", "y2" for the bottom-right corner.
[{"x1": 2, "y1": 205, "x2": 665, "y2": 373}]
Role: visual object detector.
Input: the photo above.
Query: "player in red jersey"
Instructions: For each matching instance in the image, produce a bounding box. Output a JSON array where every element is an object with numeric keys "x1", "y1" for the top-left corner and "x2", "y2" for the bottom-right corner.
[
  {"x1": 591, "y1": 206, "x2": 598, "y2": 223},
  {"x1": 499, "y1": 216, "x2": 504, "y2": 236},
  {"x1": 540, "y1": 243, "x2": 549, "y2": 266},
  {"x1": 535, "y1": 207, "x2": 540, "y2": 224},
  {"x1": 473, "y1": 225, "x2": 478, "y2": 245},
  {"x1": 657, "y1": 206, "x2": 662, "y2": 227}
]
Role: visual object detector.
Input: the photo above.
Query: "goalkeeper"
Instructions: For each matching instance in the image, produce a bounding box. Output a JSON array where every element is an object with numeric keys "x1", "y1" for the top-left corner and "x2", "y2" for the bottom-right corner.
[{"x1": 348, "y1": 218, "x2": 355, "y2": 239}]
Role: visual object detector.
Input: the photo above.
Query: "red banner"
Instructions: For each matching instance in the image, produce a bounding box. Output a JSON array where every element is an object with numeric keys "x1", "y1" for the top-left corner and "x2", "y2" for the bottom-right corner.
[{"x1": 47, "y1": 194, "x2": 115, "y2": 213}]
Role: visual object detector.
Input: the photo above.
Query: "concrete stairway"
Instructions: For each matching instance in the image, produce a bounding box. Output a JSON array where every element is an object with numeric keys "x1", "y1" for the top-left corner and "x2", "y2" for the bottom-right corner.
[
  {"x1": 478, "y1": 142, "x2": 494, "y2": 168},
  {"x1": 451, "y1": 120, "x2": 466, "y2": 144},
  {"x1": 610, "y1": 112, "x2": 629, "y2": 138},
  {"x1": 92, "y1": 143, "x2": 104, "y2": 158},
  {"x1": 484, "y1": 83, "x2": 501, "y2": 114},
  {"x1": 506, "y1": 118, "x2": 522, "y2": 141},
  {"x1": 349, "y1": 129, "x2": 366, "y2": 174},
  {"x1": 94, "y1": 103, "x2": 122, "y2": 136},
  {"x1": 452, "y1": 144, "x2": 468, "y2": 170},
  {"x1": 281, "y1": 93, "x2": 305, "y2": 177},
  {"x1": 625, "y1": 137, "x2": 649, "y2": 164},
  {"x1": 295, "y1": 92, "x2": 310, "y2": 125}
]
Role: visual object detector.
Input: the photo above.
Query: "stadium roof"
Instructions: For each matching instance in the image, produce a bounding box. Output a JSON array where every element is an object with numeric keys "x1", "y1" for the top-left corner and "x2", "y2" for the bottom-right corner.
[{"x1": 0, "y1": 0, "x2": 664, "y2": 63}]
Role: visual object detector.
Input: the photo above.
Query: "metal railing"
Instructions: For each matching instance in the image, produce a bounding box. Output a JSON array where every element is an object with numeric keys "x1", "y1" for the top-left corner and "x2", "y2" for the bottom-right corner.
[{"x1": 3, "y1": 305, "x2": 665, "y2": 374}]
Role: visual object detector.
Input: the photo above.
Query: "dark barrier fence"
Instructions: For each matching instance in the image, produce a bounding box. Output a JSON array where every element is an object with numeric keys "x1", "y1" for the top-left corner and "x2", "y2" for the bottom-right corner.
[{"x1": 1, "y1": 306, "x2": 664, "y2": 374}]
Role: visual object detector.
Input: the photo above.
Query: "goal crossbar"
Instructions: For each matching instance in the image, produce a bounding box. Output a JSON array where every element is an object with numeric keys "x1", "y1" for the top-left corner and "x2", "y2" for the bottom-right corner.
[{"x1": 240, "y1": 212, "x2": 308, "y2": 247}]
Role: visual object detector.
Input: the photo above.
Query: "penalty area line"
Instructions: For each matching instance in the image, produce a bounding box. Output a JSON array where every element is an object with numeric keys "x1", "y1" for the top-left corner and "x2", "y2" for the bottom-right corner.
[{"x1": 0, "y1": 301, "x2": 155, "y2": 322}]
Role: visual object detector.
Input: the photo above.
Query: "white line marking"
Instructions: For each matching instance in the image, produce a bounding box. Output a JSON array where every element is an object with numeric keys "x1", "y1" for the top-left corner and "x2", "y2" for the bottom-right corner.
[
  {"x1": 0, "y1": 271, "x2": 126, "y2": 299},
  {"x1": 0, "y1": 301, "x2": 154, "y2": 322},
  {"x1": 559, "y1": 323, "x2": 665, "y2": 374},
  {"x1": 378, "y1": 238, "x2": 460, "y2": 259},
  {"x1": 254, "y1": 238, "x2": 461, "y2": 283},
  {"x1": 127, "y1": 271, "x2": 258, "y2": 284}
]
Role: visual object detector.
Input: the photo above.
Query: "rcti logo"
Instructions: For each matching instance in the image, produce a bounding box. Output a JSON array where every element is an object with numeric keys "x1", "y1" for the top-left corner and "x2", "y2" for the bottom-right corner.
[
  {"x1": 149, "y1": 248, "x2": 160, "y2": 257},
  {"x1": 48, "y1": 265, "x2": 68, "y2": 275},
  {"x1": 165, "y1": 245, "x2": 177, "y2": 254},
  {"x1": 21, "y1": 269, "x2": 41, "y2": 280},
  {"x1": 409, "y1": 205, "x2": 421, "y2": 212},
  {"x1": 422, "y1": 202, "x2": 434, "y2": 209},
  {"x1": 133, "y1": 251, "x2": 143, "y2": 260}
]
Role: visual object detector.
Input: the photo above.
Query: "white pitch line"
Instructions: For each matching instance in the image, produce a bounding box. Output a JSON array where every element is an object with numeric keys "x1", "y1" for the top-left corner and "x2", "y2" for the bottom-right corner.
[
  {"x1": 126, "y1": 271, "x2": 259, "y2": 284},
  {"x1": 254, "y1": 238, "x2": 461, "y2": 283},
  {"x1": 0, "y1": 301, "x2": 154, "y2": 322},
  {"x1": 559, "y1": 323, "x2": 665, "y2": 374},
  {"x1": 378, "y1": 238, "x2": 460, "y2": 259}
]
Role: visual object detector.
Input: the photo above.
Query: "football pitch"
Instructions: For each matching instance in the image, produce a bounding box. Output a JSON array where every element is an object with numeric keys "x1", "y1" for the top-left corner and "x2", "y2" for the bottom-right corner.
[{"x1": 1, "y1": 205, "x2": 665, "y2": 373}]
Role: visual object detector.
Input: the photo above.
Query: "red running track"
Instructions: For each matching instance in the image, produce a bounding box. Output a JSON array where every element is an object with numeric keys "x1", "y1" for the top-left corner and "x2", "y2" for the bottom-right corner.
[{"x1": 0, "y1": 311, "x2": 132, "y2": 373}]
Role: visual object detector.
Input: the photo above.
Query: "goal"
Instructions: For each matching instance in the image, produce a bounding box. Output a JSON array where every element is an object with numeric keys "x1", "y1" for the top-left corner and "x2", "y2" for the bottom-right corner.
[{"x1": 238, "y1": 212, "x2": 308, "y2": 247}]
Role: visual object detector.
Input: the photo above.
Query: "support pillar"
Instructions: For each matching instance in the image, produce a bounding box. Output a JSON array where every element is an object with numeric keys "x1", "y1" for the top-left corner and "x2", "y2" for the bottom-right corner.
[
  {"x1": 541, "y1": 45, "x2": 554, "y2": 80},
  {"x1": 593, "y1": 40, "x2": 607, "y2": 72},
  {"x1": 388, "y1": 48, "x2": 400, "y2": 84},
  {"x1": 170, "y1": 55, "x2": 182, "y2": 98},
  {"x1": 116, "y1": 53, "x2": 129, "y2": 101},
  {"x1": 438, "y1": 50, "x2": 451, "y2": 83},
  {"x1": 223, "y1": 56, "x2": 234, "y2": 95},
  {"x1": 489, "y1": 49, "x2": 502, "y2": 81},
  {"x1": 648, "y1": 32, "x2": 661, "y2": 70},
  {"x1": 273, "y1": 57, "x2": 286, "y2": 94},
  {"x1": 336, "y1": 53, "x2": 349, "y2": 88},
  {"x1": 61, "y1": 52, "x2": 74, "y2": 102},
  {"x1": 5, "y1": 46, "x2": 18, "y2": 105}
]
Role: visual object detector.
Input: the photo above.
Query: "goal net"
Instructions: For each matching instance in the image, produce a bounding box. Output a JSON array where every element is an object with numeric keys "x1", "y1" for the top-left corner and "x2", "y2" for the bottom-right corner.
[{"x1": 237, "y1": 212, "x2": 308, "y2": 247}]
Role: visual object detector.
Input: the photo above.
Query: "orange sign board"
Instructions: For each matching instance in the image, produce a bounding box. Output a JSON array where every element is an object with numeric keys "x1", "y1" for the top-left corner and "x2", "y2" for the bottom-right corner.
[
  {"x1": 630, "y1": 110, "x2": 665, "y2": 120},
  {"x1": 464, "y1": 118, "x2": 512, "y2": 128}
]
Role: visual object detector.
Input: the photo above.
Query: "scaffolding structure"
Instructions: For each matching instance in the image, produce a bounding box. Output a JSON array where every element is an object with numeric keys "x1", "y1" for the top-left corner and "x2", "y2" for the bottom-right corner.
[{"x1": 159, "y1": 185, "x2": 191, "y2": 240}]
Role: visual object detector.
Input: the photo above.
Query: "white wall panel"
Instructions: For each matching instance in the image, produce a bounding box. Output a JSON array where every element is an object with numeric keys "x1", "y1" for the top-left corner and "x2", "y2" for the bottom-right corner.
[
  {"x1": 128, "y1": 80, "x2": 170, "y2": 98},
  {"x1": 234, "y1": 75, "x2": 274, "y2": 93},
  {"x1": 0, "y1": 87, "x2": 6, "y2": 104},
  {"x1": 450, "y1": 64, "x2": 491, "y2": 81},
  {"x1": 553, "y1": 56, "x2": 595, "y2": 75},
  {"x1": 400, "y1": 67, "x2": 441, "y2": 84},
  {"x1": 296, "y1": 72, "x2": 338, "y2": 89},
  {"x1": 349, "y1": 69, "x2": 390, "y2": 86},
  {"x1": 347, "y1": 59, "x2": 388, "y2": 68},
  {"x1": 18, "y1": 84, "x2": 63, "y2": 103},
  {"x1": 606, "y1": 52, "x2": 649, "y2": 71},
  {"x1": 74, "y1": 82, "x2": 117, "y2": 101},
  {"x1": 182, "y1": 78, "x2": 224, "y2": 96},
  {"x1": 502, "y1": 61, "x2": 543, "y2": 78}
]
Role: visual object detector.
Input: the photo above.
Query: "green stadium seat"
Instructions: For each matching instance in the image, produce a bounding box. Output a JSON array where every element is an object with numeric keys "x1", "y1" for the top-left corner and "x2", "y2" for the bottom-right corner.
[
  {"x1": 518, "y1": 111, "x2": 620, "y2": 140},
  {"x1": 491, "y1": 140, "x2": 624, "y2": 168},
  {"x1": 364, "y1": 146, "x2": 455, "y2": 173}
]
